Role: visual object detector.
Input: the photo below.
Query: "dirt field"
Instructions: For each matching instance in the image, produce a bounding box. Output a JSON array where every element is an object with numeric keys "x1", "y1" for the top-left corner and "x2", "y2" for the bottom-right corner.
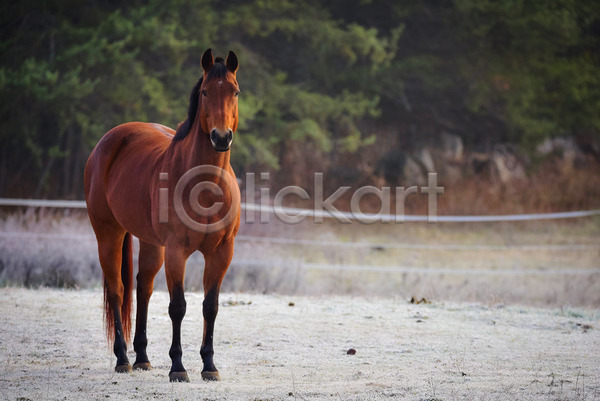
[{"x1": 0, "y1": 288, "x2": 598, "y2": 400}]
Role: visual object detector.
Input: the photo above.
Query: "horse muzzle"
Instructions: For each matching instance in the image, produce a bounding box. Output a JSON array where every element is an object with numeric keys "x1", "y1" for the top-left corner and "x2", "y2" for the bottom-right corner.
[{"x1": 210, "y1": 129, "x2": 233, "y2": 152}]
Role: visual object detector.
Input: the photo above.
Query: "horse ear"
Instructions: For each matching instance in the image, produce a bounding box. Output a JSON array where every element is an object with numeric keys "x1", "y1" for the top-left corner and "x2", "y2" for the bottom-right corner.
[
  {"x1": 201, "y1": 48, "x2": 214, "y2": 72},
  {"x1": 226, "y1": 51, "x2": 238, "y2": 74}
]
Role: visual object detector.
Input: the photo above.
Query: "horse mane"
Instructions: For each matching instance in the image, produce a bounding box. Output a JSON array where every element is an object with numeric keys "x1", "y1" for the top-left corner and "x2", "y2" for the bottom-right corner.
[
  {"x1": 173, "y1": 77, "x2": 203, "y2": 141},
  {"x1": 173, "y1": 58, "x2": 229, "y2": 141}
]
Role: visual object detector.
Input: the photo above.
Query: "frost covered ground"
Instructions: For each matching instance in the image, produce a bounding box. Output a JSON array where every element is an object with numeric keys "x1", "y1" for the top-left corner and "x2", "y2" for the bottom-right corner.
[{"x1": 0, "y1": 288, "x2": 598, "y2": 400}]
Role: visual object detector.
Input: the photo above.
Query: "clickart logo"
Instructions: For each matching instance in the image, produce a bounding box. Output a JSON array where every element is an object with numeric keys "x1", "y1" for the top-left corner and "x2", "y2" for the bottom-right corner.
[{"x1": 158, "y1": 166, "x2": 444, "y2": 232}]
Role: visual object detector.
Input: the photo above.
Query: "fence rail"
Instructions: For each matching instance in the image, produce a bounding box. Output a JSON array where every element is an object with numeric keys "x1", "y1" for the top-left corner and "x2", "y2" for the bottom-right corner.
[{"x1": 2, "y1": 198, "x2": 600, "y2": 222}]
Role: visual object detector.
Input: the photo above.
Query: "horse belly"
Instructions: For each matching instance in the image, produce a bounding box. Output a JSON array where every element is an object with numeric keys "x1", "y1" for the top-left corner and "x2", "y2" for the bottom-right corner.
[{"x1": 107, "y1": 177, "x2": 160, "y2": 245}]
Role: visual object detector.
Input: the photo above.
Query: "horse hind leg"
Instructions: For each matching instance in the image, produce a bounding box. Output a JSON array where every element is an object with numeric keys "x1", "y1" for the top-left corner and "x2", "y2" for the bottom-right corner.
[
  {"x1": 133, "y1": 241, "x2": 164, "y2": 371},
  {"x1": 98, "y1": 232, "x2": 134, "y2": 373}
]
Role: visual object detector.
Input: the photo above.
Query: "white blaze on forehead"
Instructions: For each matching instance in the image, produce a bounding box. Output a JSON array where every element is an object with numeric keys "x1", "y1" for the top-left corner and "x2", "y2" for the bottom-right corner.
[{"x1": 217, "y1": 80, "x2": 223, "y2": 87}]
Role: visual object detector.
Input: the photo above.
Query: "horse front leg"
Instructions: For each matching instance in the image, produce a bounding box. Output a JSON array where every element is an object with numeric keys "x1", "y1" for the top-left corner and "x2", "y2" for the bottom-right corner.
[
  {"x1": 164, "y1": 245, "x2": 191, "y2": 382},
  {"x1": 200, "y1": 239, "x2": 234, "y2": 381}
]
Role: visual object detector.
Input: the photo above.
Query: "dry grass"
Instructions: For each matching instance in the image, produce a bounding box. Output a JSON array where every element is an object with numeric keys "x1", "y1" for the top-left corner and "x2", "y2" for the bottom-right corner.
[
  {"x1": 1, "y1": 209, "x2": 599, "y2": 308},
  {"x1": 436, "y1": 159, "x2": 600, "y2": 216}
]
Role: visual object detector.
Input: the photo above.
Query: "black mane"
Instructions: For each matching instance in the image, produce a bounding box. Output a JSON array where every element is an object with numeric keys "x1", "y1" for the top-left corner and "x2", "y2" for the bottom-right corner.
[
  {"x1": 173, "y1": 77, "x2": 203, "y2": 141},
  {"x1": 173, "y1": 59, "x2": 229, "y2": 142}
]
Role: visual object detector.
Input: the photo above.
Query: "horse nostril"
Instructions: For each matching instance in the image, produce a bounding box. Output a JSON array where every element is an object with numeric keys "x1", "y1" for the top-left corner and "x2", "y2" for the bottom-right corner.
[
  {"x1": 210, "y1": 129, "x2": 219, "y2": 145},
  {"x1": 209, "y1": 129, "x2": 232, "y2": 151}
]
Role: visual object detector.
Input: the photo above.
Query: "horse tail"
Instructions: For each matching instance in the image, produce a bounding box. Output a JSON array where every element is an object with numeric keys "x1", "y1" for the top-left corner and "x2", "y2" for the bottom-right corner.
[
  {"x1": 120, "y1": 232, "x2": 134, "y2": 343},
  {"x1": 103, "y1": 232, "x2": 134, "y2": 343}
]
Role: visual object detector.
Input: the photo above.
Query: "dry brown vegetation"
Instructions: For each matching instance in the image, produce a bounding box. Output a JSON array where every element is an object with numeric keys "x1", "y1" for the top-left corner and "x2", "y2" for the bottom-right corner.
[
  {"x1": 437, "y1": 160, "x2": 600, "y2": 216},
  {"x1": 1, "y1": 208, "x2": 598, "y2": 307}
]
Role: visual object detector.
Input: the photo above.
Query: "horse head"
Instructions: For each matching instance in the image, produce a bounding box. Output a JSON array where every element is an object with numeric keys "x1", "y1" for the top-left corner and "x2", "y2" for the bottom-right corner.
[
  {"x1": 199, "y1": 48, "x2": 240, "y2": 152},
  {"x1": 173, "y1": 48, "x2": 240, "y2": 153}
]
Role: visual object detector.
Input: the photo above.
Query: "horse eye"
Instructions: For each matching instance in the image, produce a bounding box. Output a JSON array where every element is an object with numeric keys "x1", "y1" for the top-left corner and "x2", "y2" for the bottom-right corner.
[
  {"x1": 201, "y1": 90, "x2": 208, "y2": 97},
  {"x1": 235, "y1": 91, "x2": 240, "y2": 97}
]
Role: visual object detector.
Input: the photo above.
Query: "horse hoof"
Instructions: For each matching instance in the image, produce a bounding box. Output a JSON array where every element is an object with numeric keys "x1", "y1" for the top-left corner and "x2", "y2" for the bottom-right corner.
[
  {"x1": 133, "y1": 362, "x2": 152, "y2": 371},
  {"x1": 201, "y1": 371, "x2": 221, "y2": 381},
  {"x1": 115, "y1": 364, "x2": 132, "y2": 373},
  {"x1": 169, "y1": 371, "x2": 190, "y2": 383}
]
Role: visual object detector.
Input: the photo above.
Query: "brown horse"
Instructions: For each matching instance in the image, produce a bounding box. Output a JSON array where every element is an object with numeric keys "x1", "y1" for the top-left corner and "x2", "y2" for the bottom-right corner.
[{"x1": 84, "y1": 49, "x2": 241, "y2": 382}]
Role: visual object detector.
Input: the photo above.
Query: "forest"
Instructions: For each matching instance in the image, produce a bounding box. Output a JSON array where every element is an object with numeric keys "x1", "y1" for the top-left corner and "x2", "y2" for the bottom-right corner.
[{"x1": 1, "y1": 0, "x2": 599, "y2": 213}]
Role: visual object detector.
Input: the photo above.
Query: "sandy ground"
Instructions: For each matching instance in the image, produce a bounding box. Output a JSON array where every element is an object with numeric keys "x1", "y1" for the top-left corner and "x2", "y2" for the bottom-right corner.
[{"x1": 0, "y1": 288, "x2": 599, "y2": 401}]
